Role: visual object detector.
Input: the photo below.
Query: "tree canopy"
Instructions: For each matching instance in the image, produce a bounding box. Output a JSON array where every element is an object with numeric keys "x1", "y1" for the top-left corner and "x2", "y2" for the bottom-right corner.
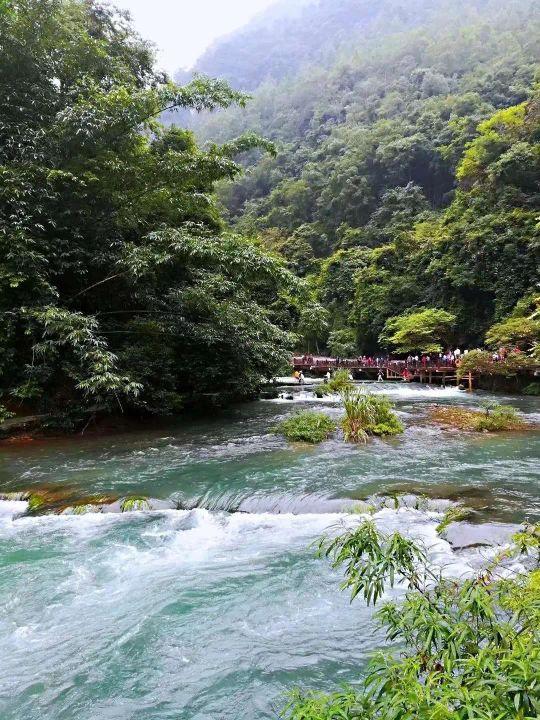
[
  {"x1": 485, "y1": 296, "x2": 540, "y2": 350},
  {"x1": 0, "y1": 0, "x2": 297, "y2": 420},
  {"x1": 380, "y1": 308, "x2": 456, "y2": 354},
  {"x1": 1, "y1": 0, "x2": 539, "y2": 422}
]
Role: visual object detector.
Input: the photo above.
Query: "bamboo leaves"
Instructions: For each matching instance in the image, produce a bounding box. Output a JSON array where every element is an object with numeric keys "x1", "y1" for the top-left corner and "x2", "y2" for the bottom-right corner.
[{"x1": 287, "y1": 522, "x2": 540, "y2": 719}]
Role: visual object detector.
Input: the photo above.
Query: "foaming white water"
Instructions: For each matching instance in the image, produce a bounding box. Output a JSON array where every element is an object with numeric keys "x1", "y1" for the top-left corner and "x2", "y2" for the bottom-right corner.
[
  {"x1": 0, "y1": 499, "x2": 28, "y2": 520},
  {"x1": 0, "y1": 503, "x2": 473, "y2": 579},
  {"x1": 267, "y1": 383, "x2": 465, "y2": 404},
  {"x1": 370, "y1": 384, "x2": 464, "y2": 399},
  {"x1": 0, "y1": 503, "x2": 501, "y2": 720},
  {"x1": 273, "y1": 376, "x2": 321, "y2": 385},
  {"x1": 101, "y1": 507, "x2": 474, "y2": 585}
]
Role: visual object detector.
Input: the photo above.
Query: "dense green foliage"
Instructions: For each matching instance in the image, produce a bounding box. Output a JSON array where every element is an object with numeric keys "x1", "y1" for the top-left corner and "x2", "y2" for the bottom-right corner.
[
  {"x1": 485, "y1": 295, "x2": 540, "y2": 350},
  {"x1": 341, "y1": 389, "x2": 403, "y2": 441},
  {"x1": 0, "y1": 0, "x2": 298, "y2": 419},
  {"x1": 275, "y1": 410, "x2": 336, "y2": 443},
  {"x1": 457, "y1": 350, "x2": 536, "y2": 379},
  {"x1": 2, "y1": 0, "x2": 538, "y2": 421},
  {"x1": 380, "y1": 308, "x2": 456, "y2": 353},
  {"x1": 192, "y1": 0, "x2": 484, "y2": 92},
  {"x1": 474, "y1": 402, "x2": 524, "y2": 431},
  {"x1": 284, "y1": 520, "x2": 540, "y2": 719},
  {"x1": 193, "y1": 0, "x2": 540, "y2": 355}
]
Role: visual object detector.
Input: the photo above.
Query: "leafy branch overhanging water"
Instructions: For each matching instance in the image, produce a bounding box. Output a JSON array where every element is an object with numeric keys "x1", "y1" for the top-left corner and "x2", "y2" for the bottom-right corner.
[{"x1": 285, "y1": 521, "x2": 540, "y2": 719}]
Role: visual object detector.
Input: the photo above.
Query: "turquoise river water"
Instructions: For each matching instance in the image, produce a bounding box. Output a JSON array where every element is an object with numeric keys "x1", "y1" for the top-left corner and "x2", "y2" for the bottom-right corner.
[{"x1": 0, "y1": 383, "x2": 538, "y2": 719}]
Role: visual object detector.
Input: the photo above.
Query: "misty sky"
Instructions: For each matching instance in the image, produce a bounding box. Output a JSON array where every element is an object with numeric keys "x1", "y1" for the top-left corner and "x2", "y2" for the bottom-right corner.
[{"x1": 113, "y1": 0, "x2": 278, "y2": 74}]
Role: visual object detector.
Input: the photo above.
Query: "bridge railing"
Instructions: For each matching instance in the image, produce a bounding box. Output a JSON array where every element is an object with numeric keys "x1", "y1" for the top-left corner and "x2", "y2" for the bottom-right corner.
[{"x1": 292, "y1": 356, "x2": 458, "y2": 371}]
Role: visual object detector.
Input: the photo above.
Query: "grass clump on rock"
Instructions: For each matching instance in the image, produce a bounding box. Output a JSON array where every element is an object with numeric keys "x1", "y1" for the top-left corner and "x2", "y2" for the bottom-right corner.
[
  {"x1": 314, "y1": 369, "x2": 354, "y2": 397},
  {"x1": 120, "y1": 496, "x2": 150, "y2": 512},
  {"x1": 71, "y1": 504, "x2": 99, "y2": 515},
  {"x1": 341, "y1": 389, "x2": 403, "y2": 443},
  {"x1": 27, "y1": 493, "x2": 45, "y2": 513},
  {"x1": 436, "y1": 506, "x2": 473, "y2": 536},
  {"x1": 276, "y1": 411, "x2": 336, "y2": 443},
  {"x1": 430, "y1": 402, "x2": 527, "y2": 432}
]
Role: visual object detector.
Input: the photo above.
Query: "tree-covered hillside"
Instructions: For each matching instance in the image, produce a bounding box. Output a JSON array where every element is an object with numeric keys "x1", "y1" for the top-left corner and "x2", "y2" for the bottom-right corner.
[
  {"x1": 191, "y1": 0, "x2": 540, "y2": 352},
  {"x1": 193, "y1": 0, "x2": 480, "y2": 92}
]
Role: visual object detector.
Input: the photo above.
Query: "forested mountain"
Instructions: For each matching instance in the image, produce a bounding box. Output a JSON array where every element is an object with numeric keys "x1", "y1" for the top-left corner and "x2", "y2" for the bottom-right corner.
[
  {"x1": 193, "y1": 0, "x2": 469, "y2": 92},
  {"x1": 190, "y1": 0, "x2": 540, "y2": 353}
]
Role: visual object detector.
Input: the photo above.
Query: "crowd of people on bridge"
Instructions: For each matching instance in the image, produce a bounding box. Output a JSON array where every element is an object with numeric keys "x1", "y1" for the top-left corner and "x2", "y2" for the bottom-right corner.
[
  {"x1": 294, "y1": 350, "x2": 469, "y2": 369},
  {"x1": 293, "y1": 347, "x2": 522, "y2": 377},
  {"x1": 403, "y1": 349, "x2": 465, "y2": 367}
]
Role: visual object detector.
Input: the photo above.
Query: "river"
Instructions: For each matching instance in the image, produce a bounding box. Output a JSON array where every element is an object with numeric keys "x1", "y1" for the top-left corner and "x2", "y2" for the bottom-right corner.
[{"x1": 0, "y1": 383, "x2": 538, "y2": 719}]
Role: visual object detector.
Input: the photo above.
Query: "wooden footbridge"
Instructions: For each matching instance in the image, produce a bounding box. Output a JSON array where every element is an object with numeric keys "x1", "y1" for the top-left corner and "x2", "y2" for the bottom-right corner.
[{"x1": 292, "y1": 355, "x2": 460, "y2": 385}]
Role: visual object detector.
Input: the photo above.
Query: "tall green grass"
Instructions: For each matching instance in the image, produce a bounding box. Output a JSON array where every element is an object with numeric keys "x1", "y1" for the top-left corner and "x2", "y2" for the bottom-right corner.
[
  {"x1": 314, "y1": 369, "x2": 354, "y2": 397},
  {"x1": 341, "y1": 388, "x2": 403, "y2": 442}
]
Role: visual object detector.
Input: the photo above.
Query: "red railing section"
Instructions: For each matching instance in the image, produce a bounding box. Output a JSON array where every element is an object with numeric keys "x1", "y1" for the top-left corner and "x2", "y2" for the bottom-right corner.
[{"x1": 292, "y1": 356, "x2": 458, "y2": 371}]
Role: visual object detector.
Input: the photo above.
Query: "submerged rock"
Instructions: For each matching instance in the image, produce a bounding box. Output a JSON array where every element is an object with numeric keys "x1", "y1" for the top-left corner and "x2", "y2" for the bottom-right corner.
[
  {"x1": 2, "y1": 484, "x2": 120, "y2": 516},
  {"x1": 0, "y1": 491, "x2": 30, "y2": 502},
  {"x1": 260, "y1": 388, "x2": 279, "y2": 399},
  {"x1": 445, "y1": 521, "x2": 521, "y2": 549}
]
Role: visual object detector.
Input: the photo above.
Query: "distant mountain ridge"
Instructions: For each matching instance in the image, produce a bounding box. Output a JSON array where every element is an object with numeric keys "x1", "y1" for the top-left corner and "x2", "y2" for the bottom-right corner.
[{"x1": 187, "y1": 0, "x2": 482, "y2": 91}]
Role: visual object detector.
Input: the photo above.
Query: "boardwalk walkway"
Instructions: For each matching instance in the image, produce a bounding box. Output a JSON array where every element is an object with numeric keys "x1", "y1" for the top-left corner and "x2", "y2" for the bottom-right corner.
[{"x1": 292, "y1": 355, "x2": 459, "y2": 384}]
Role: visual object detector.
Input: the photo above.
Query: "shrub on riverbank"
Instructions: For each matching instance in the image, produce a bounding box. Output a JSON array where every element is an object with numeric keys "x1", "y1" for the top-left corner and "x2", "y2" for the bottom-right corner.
[
  {"x1": 276, "y1": 411, "x2": 335, "y2": 443},
  {"x1": 341, "y1": 389, "x2": 403, "y2": 442},
  {"x1": 524, "y1": 382, "x2": 540, "y2": 396},
  {"x1": 285, "y1": 521, "x2": 540, "y2": 720},
  {"x1": 430, "y1": 403, "x2": 527, "y2": 432},
  {"x1": 457, "y1": 350, "x2": 537, "y2": 380},
  {"x1": 0, "y1": 2, "x2": 297, "y2": 422}
]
